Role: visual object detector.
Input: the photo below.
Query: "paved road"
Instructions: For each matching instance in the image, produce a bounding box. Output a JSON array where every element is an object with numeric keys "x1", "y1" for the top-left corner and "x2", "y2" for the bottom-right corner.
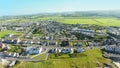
[{"x1": 5, "y1": 57, "x2": 40, "y2": 62}]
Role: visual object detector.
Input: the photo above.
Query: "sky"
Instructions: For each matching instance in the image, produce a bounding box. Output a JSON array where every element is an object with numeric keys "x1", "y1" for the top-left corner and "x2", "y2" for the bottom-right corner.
[{"x1": 0, "y1": 0, "x2": 120, "y2": 16}]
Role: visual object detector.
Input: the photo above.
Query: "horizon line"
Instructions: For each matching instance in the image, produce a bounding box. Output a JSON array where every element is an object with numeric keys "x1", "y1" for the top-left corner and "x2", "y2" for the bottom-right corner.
[{"x1": 0, "y1": 9, "x2": 120, "y2": 17}]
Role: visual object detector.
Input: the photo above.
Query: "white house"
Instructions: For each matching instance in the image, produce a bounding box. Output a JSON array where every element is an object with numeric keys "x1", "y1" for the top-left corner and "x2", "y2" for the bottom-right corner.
[{"x1": 27, "y1": 47, "x2": 43, "y2": 55}]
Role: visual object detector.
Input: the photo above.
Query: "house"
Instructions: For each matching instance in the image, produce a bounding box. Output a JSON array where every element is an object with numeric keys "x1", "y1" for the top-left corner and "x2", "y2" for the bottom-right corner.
[
  {"x1": 9, "y1": 61, "x2": 16, "y2": 67},
  {"x1": 0, "y1": 27, "x2": 6, "y2": 31},
  {"x1": 4, "y1": 34, "x2": 13, "y2": 38},
  {"x1": 49, "y1": 42, "x2": 58, "y2": 46},
  {"x1": 105, "y1": 45, "x2": 115, "y2": 52},
  {"x1": 74, "y1": 42, "x2": 82, "y2": 47},
  {"x1": 71, "y1": 28, "x2": 95, "y2": 37},
  {"x1": 70, "y1": 48, "x2": 74, "y2": 53},
  {"x1": 76, "y1": 47, "x2": 84, "y2": 53},
  {"x1": 27, "y1": 47, "x2": 43, "y2": 55},
  {"x1": 61, "y1": 40, "x2": 69, "y2": 47},
  {"x1": 105, "y1": 45, "x2": 120, "y2": 54},
  {"x1": 0, "y1": 44, "x2": 6, "y2": 49},
  {"x1": 0, "y1": 43, "x2": 11, "y2": 51},
  {"x1": 13, "y1": 39, "x2": 21, "y2": 44},
  {"x1": 26, "y1": 41, "x2": 33, "y2": 44},
  {"x1": 114, "y1": 47, "x2": 120, "y2": 54},
  {"x1": 49, "y1": 48, "x2": 60, "y2": 53},
  {"x1": 3, "y1": 40, "x2": 14, "y2": 44},
  {"x1": 49, "y1": 48, "x2": 73, "y2": 54},
  {"x1": 61, "y1": 48, "x2": 71, "y2": 54},
  {"x1": 0, "y1": 52, "x2": 5, "y2": 59},
  {"x1": 88, "y1": 42, "x2": 94, "y2": 46}
]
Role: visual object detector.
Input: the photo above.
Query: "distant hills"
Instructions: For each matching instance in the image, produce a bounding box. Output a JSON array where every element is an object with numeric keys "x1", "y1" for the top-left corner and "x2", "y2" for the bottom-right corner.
[{"x1": 0, "y1": 10, "x2": 120, "y2": 20}]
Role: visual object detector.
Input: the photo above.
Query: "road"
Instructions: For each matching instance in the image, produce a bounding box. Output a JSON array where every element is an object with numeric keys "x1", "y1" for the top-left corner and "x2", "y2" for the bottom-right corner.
[
  {"x1": 104, "y1": 53, "x2": 120, "y2": 58},
  {"x1": 5, "y1": 57, "x2": 40, "y2": 62}
]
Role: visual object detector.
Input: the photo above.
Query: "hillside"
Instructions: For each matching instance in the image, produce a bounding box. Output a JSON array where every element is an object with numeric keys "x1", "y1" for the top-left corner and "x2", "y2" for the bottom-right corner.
[{"x1": 1, "y1": 10, "x2": 120, "y2": 27}]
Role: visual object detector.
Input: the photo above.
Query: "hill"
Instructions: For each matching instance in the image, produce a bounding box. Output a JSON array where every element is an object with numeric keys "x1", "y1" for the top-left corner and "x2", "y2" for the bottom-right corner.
[{"x1": 1, "y1": 10, "x2": 120, "y2": 26}]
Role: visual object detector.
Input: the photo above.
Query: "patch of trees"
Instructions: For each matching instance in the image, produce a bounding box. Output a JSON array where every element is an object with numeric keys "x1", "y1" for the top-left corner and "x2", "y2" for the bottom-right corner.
[
  {"x1": 61, "y1": 40, "x2": 69, "y2": 47},
  {"x1": 33, "y1": 28, "x2": 42, "y2": 34}
]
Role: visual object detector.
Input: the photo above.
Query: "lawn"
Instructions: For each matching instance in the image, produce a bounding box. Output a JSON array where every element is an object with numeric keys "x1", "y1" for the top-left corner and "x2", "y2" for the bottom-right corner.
[
  {"x1": 12, "y1": 48, "x2": 116, "y2": 68},
  {"x1": 0, "y1": 30, "x2": 22, "y2": 38}
]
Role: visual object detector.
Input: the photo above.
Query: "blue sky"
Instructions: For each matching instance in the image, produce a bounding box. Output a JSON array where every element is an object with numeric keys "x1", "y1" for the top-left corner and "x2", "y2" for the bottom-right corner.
[{"x1": 0, "y1": 0, "x2": 120, "y2": 16}]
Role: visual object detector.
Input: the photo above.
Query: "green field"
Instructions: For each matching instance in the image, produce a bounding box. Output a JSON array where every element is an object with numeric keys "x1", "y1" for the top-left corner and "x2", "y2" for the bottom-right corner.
[
  {"x1": 0, "y1": 30, "x2": 22, "y2": 38},
  {"x1": 56, "y1": 18, "x2": 120, "y2": 26},
  {"x1": 13, "y1": 48, "x2": 116, "y2": 68}
]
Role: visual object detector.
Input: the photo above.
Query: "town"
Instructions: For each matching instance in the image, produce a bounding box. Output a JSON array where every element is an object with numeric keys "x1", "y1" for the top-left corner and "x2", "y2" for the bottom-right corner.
[{"x1": 0, "y1": 20, "x2": 120, "y2": 68}]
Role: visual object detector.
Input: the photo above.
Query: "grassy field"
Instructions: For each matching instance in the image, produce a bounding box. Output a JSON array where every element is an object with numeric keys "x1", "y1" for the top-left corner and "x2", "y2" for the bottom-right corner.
[
  {"x1": 12, "y1": 48, "x2": 116, "y2": 68},
  {"x1": 56, "y1": 18, "x2": 120, "y2": 27},
  {"x1": 94, "y1": 18, "x2": 120, "y2": 26},
  {"x1": 0, "y1": 30, "x2": 22, "y2": 38}
]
